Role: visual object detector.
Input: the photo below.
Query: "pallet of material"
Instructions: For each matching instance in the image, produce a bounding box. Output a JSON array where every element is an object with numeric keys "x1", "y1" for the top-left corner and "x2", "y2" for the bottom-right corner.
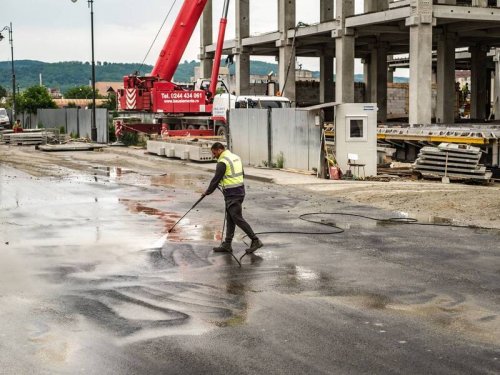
[
  {"x1": 3, "y1": 132, "x2": 47, "y2": 145},
  {"x1": 3, "y1": 133, "x2": 46, "y2": 145},
  {"x1": 418, "y1": 170, "x2": 492, "y2": 181},
  {"x1": 3, "y1": 131, "x2": 66, "y2": 145},
  {"x1": 37, "y1": 143, "x2": 107, "y2": 152},
  {"x1": 418, "y1": 148, "x2": 480, "y2": 161},
  {"x1": 412, "y1": 143, "x2": 491, "y2": 182}
]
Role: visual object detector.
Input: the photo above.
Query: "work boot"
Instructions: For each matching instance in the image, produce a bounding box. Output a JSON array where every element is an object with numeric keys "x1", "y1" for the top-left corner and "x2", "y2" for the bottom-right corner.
[
  {"x1": 246, "y1": 238, "x2": 263, "y2": 254},
  {"x1": 213, "y1": 242, "x2": 233, "y2": 253}
]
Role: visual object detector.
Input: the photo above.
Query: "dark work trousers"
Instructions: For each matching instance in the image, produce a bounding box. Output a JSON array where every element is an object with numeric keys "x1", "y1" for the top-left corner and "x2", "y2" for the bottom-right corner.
[{"x1": 224, "y1": 196, "x2": 257, "y2": 243}]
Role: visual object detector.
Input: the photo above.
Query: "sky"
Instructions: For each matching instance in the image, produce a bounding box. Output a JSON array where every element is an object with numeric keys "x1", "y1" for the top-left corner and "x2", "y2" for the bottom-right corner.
[{"x1": 0, "y1": 0, "x2": 398, "y2": 75}]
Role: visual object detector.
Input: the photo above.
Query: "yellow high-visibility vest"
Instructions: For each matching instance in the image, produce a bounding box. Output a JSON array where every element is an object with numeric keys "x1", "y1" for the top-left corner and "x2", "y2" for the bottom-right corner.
[{"x1": 218, "y1": 150, "x2": 244, "y2": 189}]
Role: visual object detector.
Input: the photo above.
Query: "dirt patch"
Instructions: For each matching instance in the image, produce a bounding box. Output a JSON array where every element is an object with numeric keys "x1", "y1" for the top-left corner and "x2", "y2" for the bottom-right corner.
[{"x1": 321, "y1": 181, "x2": 500, "y2": 229}]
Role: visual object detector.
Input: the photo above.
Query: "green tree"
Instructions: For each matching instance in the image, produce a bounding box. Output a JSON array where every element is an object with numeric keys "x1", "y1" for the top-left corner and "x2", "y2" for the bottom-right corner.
[
  {"x1": 99, "y1": 92, "x2": 117, "y2": 110},
  {"x1": 64, "y1": 85, "x2": 96, "y2": 99},
  {"x1": 0, "y1": 85, "x2": 7, "y2": 99},
  {"x1": 20, "y1": 85, "x2": 57, "y2": 114}
]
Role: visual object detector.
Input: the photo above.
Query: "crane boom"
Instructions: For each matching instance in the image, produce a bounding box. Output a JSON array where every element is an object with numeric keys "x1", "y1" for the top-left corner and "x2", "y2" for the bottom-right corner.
[
  {"x1": 151, "y1": 0, "x2": 209, "y2": 81},
  {"x1": 208, "y1": 0, "x2": 230, "y2": 99},
  {"x1": 118, "y1": 0, "x2": 237, "y2": 118}
]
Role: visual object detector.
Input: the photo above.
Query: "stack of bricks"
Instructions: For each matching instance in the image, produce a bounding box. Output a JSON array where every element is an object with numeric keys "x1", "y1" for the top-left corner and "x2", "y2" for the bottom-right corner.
[{"x1": 387, "y1": 83, "x2": 409, "y2": 119}]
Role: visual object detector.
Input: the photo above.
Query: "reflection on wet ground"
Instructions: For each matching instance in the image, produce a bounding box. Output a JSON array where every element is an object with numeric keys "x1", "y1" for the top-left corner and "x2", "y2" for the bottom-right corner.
[
  {"x1": 150, "y1": 173, "x2": 205, "y2": 190},
  {"x1": 119, "y1": 199, "x2": 223, "y2": 243},
  {"x1": 2, "y1": 164, "x2": 500, "y2": 373},
  {"x1": 0, "y1": 165, "x2": 253, "y2": 344}
]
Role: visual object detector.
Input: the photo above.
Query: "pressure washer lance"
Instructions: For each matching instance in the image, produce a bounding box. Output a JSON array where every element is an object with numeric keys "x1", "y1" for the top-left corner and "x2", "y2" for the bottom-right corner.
[
  {"x1": 167, "y1": 195, "x2": 206, "y2": 235},
  {"x1": 164, "y1": 195, "x2": 242, "y2": 267}
]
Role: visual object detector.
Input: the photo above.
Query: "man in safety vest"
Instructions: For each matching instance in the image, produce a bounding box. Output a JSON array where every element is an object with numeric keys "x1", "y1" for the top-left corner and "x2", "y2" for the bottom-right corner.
[{"x1": 202, "y1": 142, "x2": 263, "y2": 254}]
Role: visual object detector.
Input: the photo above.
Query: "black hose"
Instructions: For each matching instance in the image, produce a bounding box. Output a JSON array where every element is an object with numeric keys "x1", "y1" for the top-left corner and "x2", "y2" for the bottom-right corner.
[{"x1": 238, "y1": 212, "x2": 498, "y2": 263}]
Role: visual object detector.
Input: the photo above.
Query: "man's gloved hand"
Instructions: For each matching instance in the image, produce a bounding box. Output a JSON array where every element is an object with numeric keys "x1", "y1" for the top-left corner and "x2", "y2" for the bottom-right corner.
[{"x1": 201, "y1": 192, "x2": 208, "y2": 197}]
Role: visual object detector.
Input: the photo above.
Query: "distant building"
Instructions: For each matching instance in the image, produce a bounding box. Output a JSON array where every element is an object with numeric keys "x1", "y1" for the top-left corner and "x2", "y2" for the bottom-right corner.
[
  {"x1": 48, "y1": 88, "x2": 63, "y2": 99},
  {"x1": 193, "y1": 67, "x2": 318, "y2": 87},
  {"x1": 53, "y1": 98, "x2": 107, "y2": 108},
  {"x1": 95, "y1": 82, "x2": 122, "y2": 96}
]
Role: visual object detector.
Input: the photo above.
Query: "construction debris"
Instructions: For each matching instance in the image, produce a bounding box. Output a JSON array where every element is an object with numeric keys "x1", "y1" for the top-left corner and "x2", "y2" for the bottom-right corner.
[
  {"x1": 147, "y1": 137, "x2": 224, "y2": 162},
  {"x1": 413, "y1": 143, "x2": 492, "y2": 182},
  {"x1": 1, "y1": 129, "x2": 66, "y2": 146},
  {"x1": 37, "y1": 143, "x2": 107, "y2": 152}
]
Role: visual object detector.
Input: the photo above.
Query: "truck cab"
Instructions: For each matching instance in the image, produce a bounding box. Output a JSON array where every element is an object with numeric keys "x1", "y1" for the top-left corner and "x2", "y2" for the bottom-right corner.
[
  {"x1": 212, "y1": 93, "x2": 291, "y2": 116},
  {"x1": 211, "y1": 93, "x2": 291, "y2": 136},
  {"x1": 0, "y1": 108, "x2": 10, "y2": 129}
]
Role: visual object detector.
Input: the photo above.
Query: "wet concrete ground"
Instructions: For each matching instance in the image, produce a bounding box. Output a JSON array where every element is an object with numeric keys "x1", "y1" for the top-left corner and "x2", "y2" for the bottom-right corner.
[{"x1": 1, "y1": 159, "x2": 500, "y2": 374}]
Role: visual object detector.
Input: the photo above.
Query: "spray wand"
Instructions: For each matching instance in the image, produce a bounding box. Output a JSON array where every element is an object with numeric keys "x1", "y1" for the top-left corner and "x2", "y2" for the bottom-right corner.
[{"x1": 168, "y1": 195, "x2": 205, "y2": 234}]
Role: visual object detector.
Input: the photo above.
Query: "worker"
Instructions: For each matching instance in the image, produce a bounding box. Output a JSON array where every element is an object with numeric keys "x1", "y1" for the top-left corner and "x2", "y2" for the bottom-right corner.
[
  {"x1": 13, "y1": 119, "x2": 22, "y2": 133},
  {"x1": 202, "y1": 142, "x2": 263, "y2": 254}
]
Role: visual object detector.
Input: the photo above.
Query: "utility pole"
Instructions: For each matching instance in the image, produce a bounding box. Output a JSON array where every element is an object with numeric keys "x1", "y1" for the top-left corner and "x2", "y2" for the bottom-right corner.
[
  {"x1": 0, "y1": 23, "x2": 16, "y2": 125},
  {"x1": 71, "y1": 0, "x2": 97, "y2": 142}
]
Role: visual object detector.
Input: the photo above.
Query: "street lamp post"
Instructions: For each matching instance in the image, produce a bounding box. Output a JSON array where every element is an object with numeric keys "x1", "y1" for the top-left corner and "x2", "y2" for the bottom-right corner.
[
  {"x1": 71, "y1": 0, "x2": 97, "y2": 142},
  {"x1": 0, "y1": 23, "x2": 16, "y2": 126}
]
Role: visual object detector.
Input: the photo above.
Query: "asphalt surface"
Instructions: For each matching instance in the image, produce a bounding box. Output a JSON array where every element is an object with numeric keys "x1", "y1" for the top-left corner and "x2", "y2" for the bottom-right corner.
[{"x1": 1, "y1": 159, "x2": 499, "y2": 375}]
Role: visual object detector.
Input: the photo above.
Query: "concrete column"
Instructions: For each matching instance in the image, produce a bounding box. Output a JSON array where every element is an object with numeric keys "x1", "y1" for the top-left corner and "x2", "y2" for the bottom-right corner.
[
  {"x1": 369, "y1": 43, "x2": 388, "y2": 122},
  {"x1": 277, "y1": 0, "x2": 296, "y2": 102},
  {"x1": 436, "y1": 30, "x2": 456, "y2": 124},
  {"x1": 320, "y1": 0, "x2": 334, "y2": 103},
  {"x1": 492, "y1": 140, "x2": 499, "y2": 167},
  {"x1": 472, "y1": 0, "x2": 488, "y2": 7},
  {"x1": 235, "y1": 0, "x2": 250, "y2": 95},
  {"x1": 364, "y1": 0, "x2": 389, "y2": 13},
  {"x1": 334, "y1": 0, "x2": 355, "y2": 103},
  {"x1": 408, "y1": 1, "x2": 433, "y2": 125},
  {"x1": 494, "y1": 49, "x2": 500, "y2": 119},
  {"x1": 199, "y1": 0, "x2": 213, "y2": 78},
  {"x1": 387, "y1": 55, "x2": 394, "y2": 83},
  {"x1": 321, "y1": 0, "x2": 334, "y2": 19},
  {"x1": 471, "y1": 45, "x2": 488, "y2": 120},
  {"x1": 363, "y1": 57, "x2": 371, "y2": 102},
  {"x1": 320, "y1": 55, "x2": 335, "y2": 103}
]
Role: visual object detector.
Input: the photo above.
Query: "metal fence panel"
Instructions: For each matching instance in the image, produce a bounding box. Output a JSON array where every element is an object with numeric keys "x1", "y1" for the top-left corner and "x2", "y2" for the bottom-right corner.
[
  {"x1": 230, "y1": 108, "x2": 320, "y2": 171},
  {"x1": 37, "y1": 108, "x2": 108, "y2": 142},
  {"x1": 247, "y1": 110, "x2": 268, "y2": 166},
  {"x1": 66, "y1": 109, "x2": 79, "y2": 137},
  {"x1": 38, "y1": 109, "x2": 66, "y2": 131},
  {"x1": 272, "y1": 109, "x2": 313, "y2": 170},
  {"x1": 96, "y1": 109, "x2": 108, "y2": 143},
  {"x1": 307, "y1": 112, "x2": 321, "y2": 172},
  {"x1": 230, "y1": 109, "x2": 249, "y2": 162},
  {"x1": 230, "y1": 109, "x2": 268, "y2": 166},
  {"x1": 78, "y1": 110, "x2": 92, "y2": 139}
]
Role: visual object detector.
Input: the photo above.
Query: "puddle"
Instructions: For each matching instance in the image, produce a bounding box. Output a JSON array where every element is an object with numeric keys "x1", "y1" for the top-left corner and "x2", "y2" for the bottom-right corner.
[
  {"x1": 150, "y1": 173, "x2": 205, "y2": 190},
  {"x1": 398, "y1": 212, "x2": 456, "y2": 225},
  {"x1": 91, "y1": 166, "x2": 134, "y2": 178},
  {"x1": 120, "y1": 199, "x2": 221, "y2": 242}
]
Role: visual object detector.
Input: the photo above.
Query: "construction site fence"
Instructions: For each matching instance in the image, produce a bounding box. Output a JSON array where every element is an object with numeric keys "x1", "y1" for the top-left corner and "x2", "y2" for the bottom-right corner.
[
  {"x1": 230, "y1": 108, "x2": 321, "y2": 171},
  {"x1": 15, "y1": 108, "x2": 109, "y2": 143}
]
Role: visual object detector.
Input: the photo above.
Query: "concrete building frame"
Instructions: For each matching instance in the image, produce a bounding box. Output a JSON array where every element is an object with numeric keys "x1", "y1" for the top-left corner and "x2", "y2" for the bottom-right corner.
[{"x1": 199, "y1": 0, "x2": 500, "y2": 126}]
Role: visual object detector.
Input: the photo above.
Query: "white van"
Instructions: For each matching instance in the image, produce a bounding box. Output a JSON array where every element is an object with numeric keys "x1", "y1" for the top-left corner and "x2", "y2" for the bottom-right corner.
[{"x1": 0, "y1": 108, "x2": 10, "y2": 128}]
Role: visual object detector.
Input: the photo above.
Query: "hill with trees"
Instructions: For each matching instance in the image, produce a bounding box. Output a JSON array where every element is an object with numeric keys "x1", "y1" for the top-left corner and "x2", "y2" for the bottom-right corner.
[{"x1": 0, "y1": 59, "x2": 408, "y2": 95}]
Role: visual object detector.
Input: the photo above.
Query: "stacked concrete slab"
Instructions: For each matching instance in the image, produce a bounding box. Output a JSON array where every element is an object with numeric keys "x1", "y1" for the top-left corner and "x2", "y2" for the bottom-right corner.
[
  {"x1": 2, "y1": 130, "x2": 64, "y2": 146},
  {"x1": 413, "y1": 143, "x2": 492, "y2": 181}
]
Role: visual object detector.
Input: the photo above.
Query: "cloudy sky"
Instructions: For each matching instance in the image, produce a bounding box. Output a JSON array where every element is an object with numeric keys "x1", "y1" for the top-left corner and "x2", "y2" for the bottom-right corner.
[{"x1": 1, "y1": 0, "x2": 372, "y2": 73}]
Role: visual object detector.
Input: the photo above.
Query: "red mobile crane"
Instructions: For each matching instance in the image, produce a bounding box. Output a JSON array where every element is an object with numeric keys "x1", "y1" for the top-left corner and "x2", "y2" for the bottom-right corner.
[{"x1": 116, "y1": 0, "x2": 230, "y2": 135}]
